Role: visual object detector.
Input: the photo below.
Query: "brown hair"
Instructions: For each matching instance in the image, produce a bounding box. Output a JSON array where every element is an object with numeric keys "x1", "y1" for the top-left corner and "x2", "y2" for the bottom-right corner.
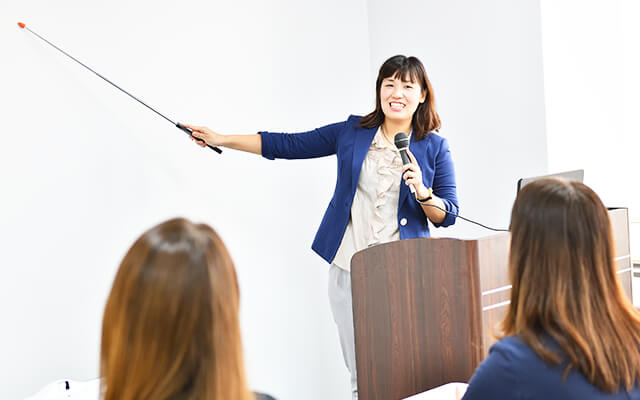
[
  {"x1": 503, "y1": 178, "x2": 640, "y2": 392},
  {"x1": 100, "y1": 218, "x2": 253, "y2": 400},
  {"x1": 360, "y1": 55, "x2": 440, "y2": 141}
]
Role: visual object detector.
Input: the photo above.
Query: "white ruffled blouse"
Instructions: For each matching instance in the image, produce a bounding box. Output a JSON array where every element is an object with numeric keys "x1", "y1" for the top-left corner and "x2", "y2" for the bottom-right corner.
[{"x1": 333, "y1": 127, "x2": 405, "y2": 271}]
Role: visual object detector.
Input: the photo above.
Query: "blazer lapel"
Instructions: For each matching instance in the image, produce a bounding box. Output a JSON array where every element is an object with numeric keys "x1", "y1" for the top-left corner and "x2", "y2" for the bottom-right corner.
[{"x1": 351, "y1": 126, "x2": 378, "y2": 193}]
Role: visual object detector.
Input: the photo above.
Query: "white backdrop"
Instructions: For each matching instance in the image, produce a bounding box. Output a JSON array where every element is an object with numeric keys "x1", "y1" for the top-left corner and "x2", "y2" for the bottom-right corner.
[
  {"x1": 1, "y1": 1, "x2": 548, "y2": 399},
  {"x1": 540, "y1": 0, "x2": 640, "y2": 266}
]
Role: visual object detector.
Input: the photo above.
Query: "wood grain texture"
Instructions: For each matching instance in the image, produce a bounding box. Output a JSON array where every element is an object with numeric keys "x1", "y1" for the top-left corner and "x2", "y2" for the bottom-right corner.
[{"x1": 351, "y1": 209, "x2": 631, "y2": 400}]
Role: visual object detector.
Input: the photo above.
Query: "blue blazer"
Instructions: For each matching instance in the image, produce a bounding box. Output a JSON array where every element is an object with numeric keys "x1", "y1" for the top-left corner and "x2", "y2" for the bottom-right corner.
[
  {"x1": 463, "y1": 336, "x2": 640, "y2": 399},
  {"x1": 259, "y1": 115, "x2": 459, "y2": 264}
]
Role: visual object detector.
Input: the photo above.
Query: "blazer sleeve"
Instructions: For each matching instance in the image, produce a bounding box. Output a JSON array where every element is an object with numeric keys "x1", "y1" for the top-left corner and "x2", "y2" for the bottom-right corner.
[
  {"x1": 259, "y1": 120, "x2": 347, "y2": 160},
  {"x1": 431, "y1": 137, "x2": 459, "y2": 227}
]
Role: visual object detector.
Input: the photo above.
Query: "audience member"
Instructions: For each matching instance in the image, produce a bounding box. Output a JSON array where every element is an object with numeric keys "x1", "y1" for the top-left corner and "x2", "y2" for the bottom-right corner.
[
  {"x1": 27, "y1": 218, "x2": 275, "y2": 400},
  {"x1": 462, "y1": 179, "x2": 640, "y2": 399}
]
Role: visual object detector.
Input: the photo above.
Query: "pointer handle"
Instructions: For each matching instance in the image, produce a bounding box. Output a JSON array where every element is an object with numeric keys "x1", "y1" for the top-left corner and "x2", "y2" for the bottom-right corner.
[{"x1": 176, "y1": 123, "x2": 222, "y2": 154}]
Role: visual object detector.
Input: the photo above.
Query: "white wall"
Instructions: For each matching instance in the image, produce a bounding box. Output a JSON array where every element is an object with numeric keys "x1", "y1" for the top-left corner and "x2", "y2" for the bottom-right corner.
[
  {"x1": 540, "y1": 0, "x2": 640, "y2": 303},
  {"x1": 0, "y1": 1, "x2": 370, "y2": 399},
  {"x1": 540, "y1": 0, "x2": 640, "y2": 263},
  {"x1": 540, "y1": 0, "x2": 638, "y2": 207},
  {"x1": 366, "y1": 0, "x2": 548, "y2": 237},
  {"x1": 1, "y1": 1, "x2": 549, "y2": 399}
]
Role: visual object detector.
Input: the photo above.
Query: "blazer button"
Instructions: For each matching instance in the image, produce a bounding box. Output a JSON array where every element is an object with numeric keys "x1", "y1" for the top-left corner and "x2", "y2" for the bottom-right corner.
[{"x1": 400, "y1": 218, "x2": 407, "y2": 226}]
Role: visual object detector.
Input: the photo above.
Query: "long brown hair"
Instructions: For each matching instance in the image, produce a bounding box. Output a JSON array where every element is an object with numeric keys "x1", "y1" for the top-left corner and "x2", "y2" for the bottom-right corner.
[
  {"x1": 503, "y1": 178, "x2": 640, "y2": 392},
  {"x1": 360, "y1": 55, "x2": 440, "y2": 140},
  {"x1": 100, "y1": 218, "x2": 253, "y2": 400}
]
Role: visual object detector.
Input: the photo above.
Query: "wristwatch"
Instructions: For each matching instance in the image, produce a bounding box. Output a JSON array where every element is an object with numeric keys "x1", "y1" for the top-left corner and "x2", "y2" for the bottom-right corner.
[{"x1": 417, "y1": 187, "x2": 433, "y2": 202}]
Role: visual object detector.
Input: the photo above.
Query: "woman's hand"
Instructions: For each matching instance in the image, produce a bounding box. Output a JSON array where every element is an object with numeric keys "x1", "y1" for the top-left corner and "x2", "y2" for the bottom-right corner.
[
  {"x1": 182, "y1": 124, "x2": 225, "y2": 148},
  {"x1": 403, "y1": 149, "x2": 447, "y2": 224},
  {"x1": 402, "y1": 149, "x2": 430, "y2": 200}
]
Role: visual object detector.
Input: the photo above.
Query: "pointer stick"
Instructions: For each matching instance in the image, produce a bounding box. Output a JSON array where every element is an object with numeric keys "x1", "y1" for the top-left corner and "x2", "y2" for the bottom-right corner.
[{"x1": 17, "y1": 22, "x2": 221, "y2": 154}]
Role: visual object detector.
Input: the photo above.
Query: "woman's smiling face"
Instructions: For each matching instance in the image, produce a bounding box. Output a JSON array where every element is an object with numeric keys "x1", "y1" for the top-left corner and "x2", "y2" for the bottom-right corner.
[{"x1": 379, "y1": 75, "x2": 426, "y2": 123}]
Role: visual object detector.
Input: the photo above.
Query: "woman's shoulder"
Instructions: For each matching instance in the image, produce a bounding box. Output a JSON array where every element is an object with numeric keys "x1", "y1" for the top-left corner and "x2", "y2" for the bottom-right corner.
[
  {"x1": 346, "y1": 114, "x2": 364, "y2": 127},
  {"x1": 462, "y1": 337, "x2": 525, "y2": 399},
  {"x1": 423, "y1": 131, "x2": 449, "y2": 147},
  {"x1": 473, "y1": 336, "x2": 542, "y2": 380},
  {"x1": 254, "y1": 392, "x2": 277, "y2": 400},
  {"x1": 491, "y1": 335, "x2": 528, "y2": 352},
  {"x1": 464, "y1": 336, "x2": 564, "y2": 399},
  {"x1": 318, "y1": 115, "x2": 363, "y2": 133},
  {"x1": 489, "y1": 335, "x2": 543, "y2": 363}
]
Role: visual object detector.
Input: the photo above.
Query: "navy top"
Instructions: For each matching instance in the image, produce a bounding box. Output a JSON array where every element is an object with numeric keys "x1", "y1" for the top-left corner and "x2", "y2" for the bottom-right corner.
[
  {"x1": 255, "y1": 392, "x2": 276, "y2": 400},
  {"x1": 259, "y1": 115, "x2": 459, "y2": 263},
  {"x1": 462, "y1": 336, "x2": 640, "y2": 400}
]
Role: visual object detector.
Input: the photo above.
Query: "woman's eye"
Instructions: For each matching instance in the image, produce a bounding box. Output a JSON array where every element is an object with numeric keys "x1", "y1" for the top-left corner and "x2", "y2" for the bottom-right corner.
[
  {"x1": 385, "y1": 84, "x2": 393, "y2": 87},
  {"x1": 405, "y1": 85, "x2": 413, "y2": 89}
]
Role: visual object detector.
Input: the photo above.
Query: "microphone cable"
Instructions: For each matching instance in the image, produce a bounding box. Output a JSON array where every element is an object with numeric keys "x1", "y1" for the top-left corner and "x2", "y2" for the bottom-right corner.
[{"x1": 415, "y1": 195, "x2": 509, "y2": 232}]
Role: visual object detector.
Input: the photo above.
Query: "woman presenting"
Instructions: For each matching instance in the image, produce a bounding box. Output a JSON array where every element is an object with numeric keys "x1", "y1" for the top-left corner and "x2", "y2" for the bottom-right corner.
[{"x1": 185, "y1": 55, "x2": 459, "y2": 400}]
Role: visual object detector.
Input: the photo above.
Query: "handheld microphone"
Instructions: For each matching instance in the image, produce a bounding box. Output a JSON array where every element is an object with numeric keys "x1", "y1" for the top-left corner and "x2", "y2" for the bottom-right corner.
[
  {"x1": 394, "y1": 132, "x2": 416, "y2": 196},
  {"x1": 393, "y1": 132, "x2": 508, "y2": 233}
]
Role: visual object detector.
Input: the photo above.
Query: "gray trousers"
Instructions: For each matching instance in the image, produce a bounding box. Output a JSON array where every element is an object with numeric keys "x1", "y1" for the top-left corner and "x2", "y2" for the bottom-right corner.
[{"x1": 328, "y1": 264, "x2": 358, "y2": 400}]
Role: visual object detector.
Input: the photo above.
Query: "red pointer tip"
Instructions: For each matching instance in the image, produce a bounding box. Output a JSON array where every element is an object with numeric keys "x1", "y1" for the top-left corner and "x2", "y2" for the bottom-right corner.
[{"x1": 18, "y1": 22, "x2": 26, "y2": 28}]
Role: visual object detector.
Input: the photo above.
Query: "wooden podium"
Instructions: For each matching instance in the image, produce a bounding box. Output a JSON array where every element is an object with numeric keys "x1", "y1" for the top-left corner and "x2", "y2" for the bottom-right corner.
[{"x1": 350, "y1": 208, "x2": 632, "y2": 400}]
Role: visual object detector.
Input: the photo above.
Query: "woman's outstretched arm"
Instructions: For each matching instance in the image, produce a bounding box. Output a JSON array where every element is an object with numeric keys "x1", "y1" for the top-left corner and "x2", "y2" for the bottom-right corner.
[{"x1": 183, "y1": 124, "x2": 262, "y2": 155}]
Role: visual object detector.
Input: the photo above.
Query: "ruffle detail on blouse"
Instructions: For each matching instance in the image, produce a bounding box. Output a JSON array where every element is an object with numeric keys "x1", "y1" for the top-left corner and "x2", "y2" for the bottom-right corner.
[{"x1": 366, "y1": 131, "x2": 402, "y2": 247}]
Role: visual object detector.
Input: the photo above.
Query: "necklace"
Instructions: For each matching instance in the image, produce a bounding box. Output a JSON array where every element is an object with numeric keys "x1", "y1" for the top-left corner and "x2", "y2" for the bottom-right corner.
[
  {"x1": 381, "y1": 126, "x2": 410, "y2": 147},
  {"x1": 380, "y1": 126, "x2": 395, "y2": 147}
]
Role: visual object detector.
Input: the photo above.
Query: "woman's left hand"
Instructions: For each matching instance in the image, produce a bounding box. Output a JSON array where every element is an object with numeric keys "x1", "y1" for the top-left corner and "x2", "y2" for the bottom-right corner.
[{"x1": 402, "y1": 150, "x2": 430, "y2": 200}]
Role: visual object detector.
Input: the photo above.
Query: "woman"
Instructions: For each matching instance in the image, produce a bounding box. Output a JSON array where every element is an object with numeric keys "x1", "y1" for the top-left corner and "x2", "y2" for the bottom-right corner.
[
  {"x1": 462, "y1": 179, "x2": 640, "y2": 399},
  {"x1": 185, "y1": 55, "x2": 459, "y2": 399},
  {"x1": 101, "y1": 218, "x2": 274, "y2": 400}
]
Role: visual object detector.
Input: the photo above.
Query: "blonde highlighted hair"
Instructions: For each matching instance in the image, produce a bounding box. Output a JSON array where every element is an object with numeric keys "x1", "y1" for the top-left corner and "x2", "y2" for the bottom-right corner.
[
  {"x1": 503, "y1": 178, "x2": 640, "y2": 392},
  {"x1": 100, "y1": 218, "x2": 253, "y2": 400}
]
